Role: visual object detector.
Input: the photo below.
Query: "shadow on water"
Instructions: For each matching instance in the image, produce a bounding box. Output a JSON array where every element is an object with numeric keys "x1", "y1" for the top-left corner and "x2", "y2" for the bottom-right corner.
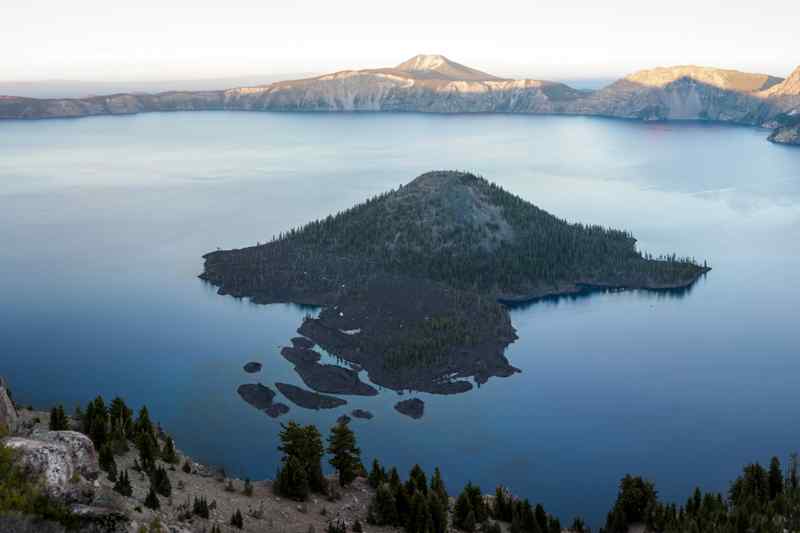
[{"x1": 500, "y1": 277, "x2": 704, "y2": 311}]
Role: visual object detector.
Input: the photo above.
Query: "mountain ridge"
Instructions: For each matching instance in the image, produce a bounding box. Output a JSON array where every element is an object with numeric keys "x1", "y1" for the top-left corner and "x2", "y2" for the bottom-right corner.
[{"x1": 1, "y1": 55, "x2": 798, "y2": 146}]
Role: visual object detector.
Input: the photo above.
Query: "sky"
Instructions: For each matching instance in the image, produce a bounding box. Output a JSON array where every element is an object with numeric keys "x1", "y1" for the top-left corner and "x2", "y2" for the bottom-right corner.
[{"x1": 3, "y1": 0, "x2": 798, "y2": 82}]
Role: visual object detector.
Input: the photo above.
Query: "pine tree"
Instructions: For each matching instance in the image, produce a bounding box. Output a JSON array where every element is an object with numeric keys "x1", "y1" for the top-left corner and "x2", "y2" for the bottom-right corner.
[
  {"x1": 144, "y1": 486, "x2": 160, "y2": 510},
  {"x1": 99, "y1": 443, "x2": 117, "y2": 478},
  {"x1": 161, "y1": 436, "x2": 179, "y2": 464},
  {"x1": 328, "y1": 422, "x2": 361, "y2": 487},
  {"x1": 182, "y1": 459, "x2": 192, "y2": 474},
  {"x1": 49, "y1": 405, "x2": 69, "y2": 431},
  {"x1": 114, "y1": 470, "x2": 133, "y2": 497},
  {"x1": 83, "y1": 396, "x2": 109, "y2": 449},
  {"x1": 368, "y1": 482, "x2": 399, "y2": 526},
  {"x1": 369, "y1": 459, "x2": 386, "y2": 489},
  {"x1": 152, "y1": 465, "x2": 172, "y2": 497},
  {"x1": 409, "y1": 464, "x2": 428, "y2": 495},
  {"x1": 244, "y1": 477, "x2": 254, "y2": 496},
  {"x1": 193, "y1": 496, "x2": 210, "y2": 518},
  {"x1": 408, "y1": 491, "x2": 432, "y2": 533},
  {"x1": 430, "y1": 467, "x2": 448, "y2": 509},
  {"x1": 769, "y1": 456, "x2": 784, "y2": 500},
  {"x1": 277, "y1": 422, "x2": 326, "y2": 495},
  {"x1": 454, "y1": 489, "x2": 474, "y2": 531},
  {"x1": 230, "y1": 509, "x2": 244, "y2": 529},
  {"x1": 276, "y1": 454, "x2": 310, "y2": 501},
  {"x1": 428, "y1": 491, "x2": 447, "y2": 533},
  {"x1": 136, "y1": 430, "x2": 158, "y2": 473}
]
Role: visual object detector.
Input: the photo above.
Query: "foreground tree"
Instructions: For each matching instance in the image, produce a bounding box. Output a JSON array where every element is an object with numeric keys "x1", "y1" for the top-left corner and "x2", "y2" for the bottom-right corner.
[
  {"x1": 275, "y1": 422, "x2": 326, "y2": 499},
  {"x1": 49, "y1": 405, "x2": 69, "y2": 431},
  {"x1": 328, "y1": 422, "x2": 361, "y2": 487}
]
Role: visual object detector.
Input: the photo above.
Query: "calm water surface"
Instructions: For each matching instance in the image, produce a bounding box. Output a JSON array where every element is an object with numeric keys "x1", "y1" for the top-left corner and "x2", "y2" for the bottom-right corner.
[{"x1": 2, "y1": 112, "x2": 799, "y2": 525}]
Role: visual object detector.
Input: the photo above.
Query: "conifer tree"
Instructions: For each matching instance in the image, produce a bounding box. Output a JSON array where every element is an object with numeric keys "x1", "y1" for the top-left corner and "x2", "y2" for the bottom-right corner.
[
  {"x1": 409, "y1": 464, "x2": 428, "y2": 496},
  {"x1": 430, "y1": 468, "x2": 448, "y2": 509},
  {"x1": 244, "y1": 477, "x2": 254, "y2": 496},
  {"x1": 162, "y1": 436, "x2": 179, "y2": 464},
  {"x1": 114, "y1": 469, "x2": 133, "y2": 497},
  {"x1": 193, "y1": 496, "x2": 210, "y2": 518},
  {"x1": 182, "y1": 459, "x2": 192, "y2": 474},
  {"x1": 769, "y1": 456, "x2": 784, "y2": 500},
  {"x1": 454, "y1": 489, "x2": 474, "y2": 531},
  {"x1": 49, "y1": 405, "x2": 69, "y2": 431},
  {"x1": 328, "y1": 422, "x2": 361, "y2": 487},
  {"x1": 152, "y1": 465, "x2": 172, "y2": 497},
  {"x1": 137, "y1": 430, "x2": 158, "y2": 473},
  {"x1": 368, "y1": 482, "x2": 399, "y2": 526},
  {"x1": 230, "y1": 509, "x2": 244, "y2": 529},
  {"x1": 428, "y1": 491, "x2": 447, "y2": 533},
  {"x1": 277, "y1": 422, "x2": 326, "y2": 496},
  {"x1": 408, "y1": 491, "x2": 431, "y2": 533},
  {"x1": 369, "y1": 459, "x2": 386, "y2": 489},
  {"x1": 276, "y1": 454, "x2": 310, "y2": 501},
  {"x1": 144, "y1": 486, "x2": 160, "y2": 510}
]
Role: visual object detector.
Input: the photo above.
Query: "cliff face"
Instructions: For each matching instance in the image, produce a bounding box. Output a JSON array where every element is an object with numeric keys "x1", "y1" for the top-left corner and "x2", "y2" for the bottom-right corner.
[{"x1": 1, "y1": 55, "x2": 799, "y2": 145}]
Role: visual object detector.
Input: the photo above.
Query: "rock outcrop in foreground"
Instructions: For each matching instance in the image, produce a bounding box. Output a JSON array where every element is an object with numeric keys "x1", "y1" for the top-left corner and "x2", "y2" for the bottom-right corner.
[{"x1": 2, "y1": 54, "x2": 799, "y2": 145}]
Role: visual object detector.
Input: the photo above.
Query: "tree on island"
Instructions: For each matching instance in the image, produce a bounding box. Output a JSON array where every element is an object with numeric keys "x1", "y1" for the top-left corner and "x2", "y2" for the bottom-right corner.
[{"x1": 328, "y1": 422, "x2": 362, "y2": 487}]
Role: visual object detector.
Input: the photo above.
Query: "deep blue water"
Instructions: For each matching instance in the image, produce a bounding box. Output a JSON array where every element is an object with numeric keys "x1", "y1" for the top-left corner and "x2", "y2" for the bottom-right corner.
[{"x1": 1, "y1": 112, "x2": 799, "y2": 525}]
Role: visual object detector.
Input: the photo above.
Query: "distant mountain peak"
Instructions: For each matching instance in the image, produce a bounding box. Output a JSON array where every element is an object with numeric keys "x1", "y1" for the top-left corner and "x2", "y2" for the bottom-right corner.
[
  {"x1": 623, "y1": 65, "x2": 782, "y2": 93},
  {"x1": 764, "y1": 65, "x2": 800, "y2": 96},
  {"x1": 395, "y1": 54, "x2": 502, "y2": 81}
]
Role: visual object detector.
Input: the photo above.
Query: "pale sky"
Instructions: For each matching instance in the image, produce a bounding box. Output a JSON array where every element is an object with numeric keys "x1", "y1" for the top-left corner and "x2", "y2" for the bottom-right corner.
[{"x1": 3, "y1": 0, "x2": 798, "y2": 82}]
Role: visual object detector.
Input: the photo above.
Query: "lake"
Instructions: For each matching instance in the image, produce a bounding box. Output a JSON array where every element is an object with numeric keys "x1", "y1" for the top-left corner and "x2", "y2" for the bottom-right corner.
[{"x1": 1, "y1": 111, "x2": 798, "y2": 525}]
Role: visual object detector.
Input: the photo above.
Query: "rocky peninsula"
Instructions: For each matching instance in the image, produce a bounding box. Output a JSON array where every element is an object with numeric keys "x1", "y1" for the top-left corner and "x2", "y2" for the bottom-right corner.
[{"x1": 1, "y1": 55, "x2": 799, "y2": 146}]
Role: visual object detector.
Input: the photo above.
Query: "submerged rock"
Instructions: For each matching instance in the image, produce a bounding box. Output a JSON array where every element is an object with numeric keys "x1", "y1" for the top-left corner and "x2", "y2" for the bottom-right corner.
[
  {"x1": 275, "y1": 382, "x2": 347, "y2": 410},
  {"x1": 237, "y1": 383, "x2": 276, "y2": 410},
  {"x1": 243, "y1": 361, "x2": 263, "y2": 373},
  {"x1": 281, "y1": 346, "x2": 322, "y2": 366},
  {"x1": 293, "y1": 362, "x2": 378, "y2": 397},
  {"x1": 264, "y1": 403, "x2": 290, "y2": 418},
  {"x1": 237, "y1": 383, "x2": 290, "y2": 418},
  {"x1": 394, "y1": 399, "x2": 425, "y2": 419},
  {"x1": 291, "y1": 337, "x2": 315, "y2": 349},
  {"x1": 351, "y1": 409, "x2": 374, "y2": 420}
]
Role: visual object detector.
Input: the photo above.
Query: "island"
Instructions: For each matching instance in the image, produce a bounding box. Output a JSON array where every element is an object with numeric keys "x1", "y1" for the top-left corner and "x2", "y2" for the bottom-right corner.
[{"x1": 202, "y1": 171, "x2": 709, "y2": 397}]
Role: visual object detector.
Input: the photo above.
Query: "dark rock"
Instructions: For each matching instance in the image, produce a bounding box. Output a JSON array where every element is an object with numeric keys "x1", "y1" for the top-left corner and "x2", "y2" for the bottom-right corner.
[
  {"x1": 280, "y1": 346, "x2": 322, "y2": 366},
  {"x1": 394, "y1": 399, "x2": 425, "y2": 419},
  {"x1": 293, "y1": 362, "x2": 378, "y2": 397},
  {"x1": 351, "y1": 409, "x2": 374, "y2": 420},
  {"x1": 264, "y1": 403, "x2": 290, "y2": 418},
  {"x1": 291, "y1": 337, "x2": 315, "y2": 349},
  {"x1": 243, "y1": 362, "x2": 262, "y2": 373},
  {"x1": 275, "y1": 382, "x2": 347, "y2": 410},
  {"x1": 237, "y1": 384, "x2": 276, "y2": 410}
]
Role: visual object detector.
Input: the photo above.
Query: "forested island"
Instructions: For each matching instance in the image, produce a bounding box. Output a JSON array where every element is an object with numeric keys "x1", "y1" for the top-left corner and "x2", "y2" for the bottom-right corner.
[{"x1": 202, "y1": 171, "x2": 709, "y2": 396}]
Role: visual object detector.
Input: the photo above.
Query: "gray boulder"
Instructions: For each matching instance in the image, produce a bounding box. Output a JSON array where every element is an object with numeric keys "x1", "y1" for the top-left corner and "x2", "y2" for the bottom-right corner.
[
  {"x1": 0, "y1": 376, "x2": 19, "y2": 434},
  {"x1": 3, "y1": 430, "x2": 99, "y2": 501}
]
